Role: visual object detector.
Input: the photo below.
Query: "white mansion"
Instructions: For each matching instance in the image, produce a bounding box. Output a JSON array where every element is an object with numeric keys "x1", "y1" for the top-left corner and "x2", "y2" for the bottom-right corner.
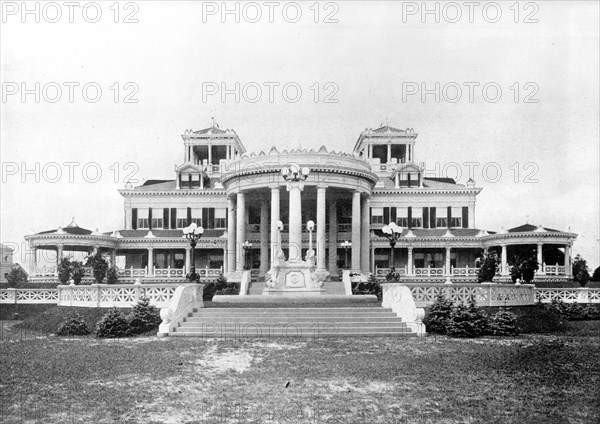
[{"x1": 25, "y1": 124, "x2": 576, "y2": 285}]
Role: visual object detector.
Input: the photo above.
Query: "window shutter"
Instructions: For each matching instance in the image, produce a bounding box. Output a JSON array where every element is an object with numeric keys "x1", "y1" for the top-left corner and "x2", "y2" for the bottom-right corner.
[
  {"x1": 148, "y1": 208, "x2": 153, "y2": 230},
  {"x1": 187, "y1": 207, "x2": 192, "y2": 226},
  {"x1": 163, "y1": 208, "x2": 169, "y2": 229},
  {"x1": 407, "y1": 207, "x2": 412, "y2": 229},
  {"x1": 132, "y1": 208, "x2": 137, "y2": 230},
  {"x1": 383, "y1": 207, "x2": 390, "y2": 224},
  {"x1": 447, "y1": 206, "x2": 451, "y2": 228},
  {"x1": 208, "y1": 208, "x2": 215, "y2": 229},
  {"x1": 170, "y1": 208, "x2": 176, "y2": 229},
  {"x1": 390, "y1": 207, "x2": 397, "y2": 223},
  {"x1": 202, "y1": 208, "x2": 208, "y2": 227},
  {"x1": 423, "y1": 207, "x2": 429, "y2": 229},
  {"x1": 407, "y1": 173, "x2": 411, "y2": 188},
  {"x1": 462, "y1": 207, "x2": 469, "y2": 228},
  {"x1": 430, "y1": 207, "x2": 436, "y2": 229}
]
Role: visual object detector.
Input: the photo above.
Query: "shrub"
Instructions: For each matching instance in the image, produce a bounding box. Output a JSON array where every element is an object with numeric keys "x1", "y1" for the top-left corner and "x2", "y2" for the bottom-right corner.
[
  {"x1": 128, "y1": 295, "x2": 160, "y2": 335},
  {"x1": 353, "y1": 275, "x2": 382, "y2": 300},
  {"x1": 572, "y1": 255, "x2": 590, "y2": 287},
  {"x1": 95, "y1": 308, "x2": 129, "y2": 338},
  {"x1": 106, "y1": 266, "x2": 119, "y2": 285},
  {"x1": 489, "y1": 309, "x2": 519, "y2": 336},
  {"x1": 477, "y1": 252, "x2": 499, "y2": 283},
  {"x1": 203, "y1": 274, "x2": 238, "y2": 301},
  {"x1": 71, "y1": 261, "x2": 85, "y2": 285},
  {"x1": 86, "y1": 252, "x2": 109, "y2": 284},
  {"x1": 57, "y1": 258, "x2": 72, "y2": 284},
  {"x1": 5, "y1": 264, "x2": 28, "y2": 287},
  {"x1": 591, "y1": 266, "x2": 600, "y2": 282},
  {"x1": 446, "y1": 297, "x2": 489, "y2": 338},
  {"x1": 423, "y1": 294, "x2": 454, "y2": 334},
  {"x1": 56, "y1": 311, "x2": 91, "y2": 336},
  {"x1": 583, "y1": 306, "x2": 600, "y2": 320}
]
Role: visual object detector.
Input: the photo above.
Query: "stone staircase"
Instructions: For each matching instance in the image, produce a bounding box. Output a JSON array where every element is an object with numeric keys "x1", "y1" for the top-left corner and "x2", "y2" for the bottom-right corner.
[{"x1": 170, "y1": 305, "x2": 415, "y2": 337}]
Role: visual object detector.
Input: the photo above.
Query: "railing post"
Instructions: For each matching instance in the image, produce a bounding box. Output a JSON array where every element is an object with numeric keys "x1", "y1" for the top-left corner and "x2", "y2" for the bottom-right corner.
[
  {"x1": 135, "y1": 279, "x2": 142, "y2": 303},
  {"x1": 577, "y1": 288, "x2": 589, "y2": 304},
  {"x1": 96, "y1": 285, "x2": 102, "y2": 308}
]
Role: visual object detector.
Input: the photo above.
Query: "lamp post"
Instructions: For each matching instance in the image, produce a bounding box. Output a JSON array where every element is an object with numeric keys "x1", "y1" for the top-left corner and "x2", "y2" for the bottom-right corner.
[
  {"x1": 242, "y1": 240, "x2": 253, "y2": 270},
  {"x1": 382, "y1": 222, "x2": 402, "y2": 279},
  {"x1": 306, "y1": 220, "x2": 315, "y2": 263},
  {"x1": 341, "y1": 240, "x2": 352, "y2": 270},
  {"x1": 183, "y1": 223, "x2": 204, "y2": 282}
]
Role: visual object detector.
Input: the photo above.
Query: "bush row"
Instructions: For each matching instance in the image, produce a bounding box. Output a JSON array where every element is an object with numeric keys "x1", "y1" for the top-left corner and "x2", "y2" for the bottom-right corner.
[
  {"x1": 56, "y1": 296, "x2": 161, "y2": 338},
  {"x1": 543, "y1": 299, "x2": 600, "y2": 321},
  {"x1": 423, "y1": 295, "x2": 520, "y2": 338}
]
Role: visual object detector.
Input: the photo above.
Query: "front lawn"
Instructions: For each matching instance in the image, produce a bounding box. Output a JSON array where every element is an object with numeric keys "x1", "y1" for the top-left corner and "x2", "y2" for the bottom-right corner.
[{"x1": 0, "y1": 321, "x2": 598, "y2": 423}]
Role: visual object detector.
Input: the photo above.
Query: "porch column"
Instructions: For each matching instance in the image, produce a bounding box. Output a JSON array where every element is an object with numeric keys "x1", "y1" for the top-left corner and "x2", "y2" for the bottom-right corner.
[
  {"x1": 537, "y1": 243, "x2": 545, "y2": 275},
  {"x1": 259, "y1": 201, "x2": 269, "y2": 276},
  {"x1": 360, "y1": 195, "x2": 370, "y2": 272},
  {"x1": 28, "y1": 246, "x2": 37, "y2": 275},
  {"x1": 351, "y1": 190, "x2": 361, "y2": 271},
  {"x1": 565, "y1": 244, "x2": 572, "y2": 277},
  {"x1": 445, "y1": 247, "x2": 452, "y2": 276},
  {"x1": 185, "y1": 247, "x2": 191, "y2": 274},
  {"x1": 110, "y1": 249, "x2": 116, "y2": 266},
  {"x1": 287, "y1": 182, "x2": 304, "y2": 262},
  {"x1": 208, "y1": 144, "x2": 212, "y2": 165},
  {"x1": 328, "y1": 200, "x2": 338, "y2": 276},
  {"x1": 316, "y1": 186, "x2": 327, "y2": 271},
  {"x1": 368, "y1": 143, "x2": 373, "y2": 159},
  {"x1": 235, "y1": 191, "x2": 246, "y2": 272},
  {"x1": 270, "y1": 186, "x2": 281, "y2": 266},
  {"x1": 227, "y1": 196, "x2": 236, "y2": 274},
  {"x1": 387, "y1": 143, "x2": 392, "y2": 163},
  {"x1": 56, "y1": 244, "x2": 64, "y2": 267},
  {"x1": 407, "y1": 247, "x2": 414, "y2": 276},
  {"x1": 147, "y1": 247, "x2": 154, "y2": 276},
  {"x1": 501, "y1": 245, "x2": 507, "y2": 275}
]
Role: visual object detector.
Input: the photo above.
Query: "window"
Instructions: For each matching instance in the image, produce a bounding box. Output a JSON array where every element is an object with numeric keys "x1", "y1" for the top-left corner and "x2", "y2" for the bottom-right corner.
[
  {"x1": 396, "y1": 207, "x2": 409, "y2": 227},
  {"x1": 411, "y1": 207, "x2": 423, "y2": 228},
  {"x1": 450, "y1": 207, "x2": 462, "y2": 228},
  {"x1": 137, "y1": 208, "x2": 149, "y2": 229},
  {"x1": 190, "y1": 208, "x2": 202, "y2": 227},
  {"x1": 436, "y1": 207, "x2": 447, "y2": 228},
  {"x1": 151, "y1": 218, "x2": 163, "y2": 229},
  {"x1": 371, "y1": 207, "x2": 384, "y2": 225},
  {"x1": 176, "y1": 208, "x2": 188, "y2": 228},
  {"x1": 215, "y1": 208, "x2": 227, "y2": 228}
]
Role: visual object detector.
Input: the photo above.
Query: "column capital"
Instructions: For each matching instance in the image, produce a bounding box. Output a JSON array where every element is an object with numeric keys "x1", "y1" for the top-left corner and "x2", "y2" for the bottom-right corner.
[
  {"x1": 316, "y1": 184, "x2": 328, "y2": 190},
  {"x1": 268, "y1": 184, "x2": 281, "y2": 190},
  {"x1": 407, "y1": 246, "x2": 414, "y2": 252},
  {"x1": 286, "y1": 181, "x2": 305, "y2": 192}
]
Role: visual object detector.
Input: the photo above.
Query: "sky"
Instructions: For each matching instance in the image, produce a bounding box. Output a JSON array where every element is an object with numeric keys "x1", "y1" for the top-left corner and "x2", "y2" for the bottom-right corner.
[{"x1": 1, "y1": 0, "x2": 599, "y2": 269}]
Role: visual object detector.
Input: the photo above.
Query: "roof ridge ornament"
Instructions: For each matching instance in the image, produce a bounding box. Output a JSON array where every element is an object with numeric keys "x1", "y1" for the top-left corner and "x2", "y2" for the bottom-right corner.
[
  {"x1": 56, "y1": 226, "x2": 66, "y2": 234},
  {"x1": 405, "y1": 228, "x2": 416, "y2": 238},
  {"x1": 67, "y1": 217, "x2": 78, "y2": 227},
  {"x1": 442, "y1": 228, "x2": 455, "y2": 238},
  {"x1": 534, "y1": 225, "x2": 546, "y2": 232},
  {"x1": 144, "y1": 230, "x2": 156, "y2": 238}
]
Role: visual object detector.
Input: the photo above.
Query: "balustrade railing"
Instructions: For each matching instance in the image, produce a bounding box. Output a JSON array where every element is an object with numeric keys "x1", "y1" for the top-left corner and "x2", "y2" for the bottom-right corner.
[
  {"x1": 409, "y1": 283, "x2": 536, "y2": 307},
  {"x1": 154, "y1": 267, "x2": 185, "y2": 277},
  {"x1": 414, "y1": 267, "x2": 445, "y2": 276},
  {"x1": 543, "y1": 264, "x2": 567, "y2": 276},
  {"x1": 57, "y1": 284, "x2": 177, "y2": 308},
  {"x1": 451, "y1": 266, "x2": 480, "y2": 276},
  {"x1": 534, "y1": 288, "x2": 600, "y2": 304},
  {"x1": 117, "y1": 267, "x2": 148, "y2": 278},
  {"x1": 375, "y1": 267, "x2": 408, "y2": 277},
  {"x1": 33, "y1": 267, "x2": 57, "y2": 277},
  {"x1": 0, "y1": 288, "x2": 59, "y2": 304}
]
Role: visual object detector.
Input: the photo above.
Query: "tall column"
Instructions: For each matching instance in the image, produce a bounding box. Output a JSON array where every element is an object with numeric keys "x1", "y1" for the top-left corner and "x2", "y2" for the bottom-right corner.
[
  {"x1": 328, "y1": 200, "x2": 338, "y2": 276},
  {"x1": 56, "y1": 245, "x2": 64, "y2": 267},
  {"x1": 29, "y1": 246, "x2": 37, "y2": 275},
  {"x1": 270, "y1": 186, "x2": 281, "y2": 266},
  {"x1": 361, "y1": 196, "x2": 370, "y2": 272},
  {"x1": 565, "y1": 244, "x2": 572, "y2": 277},
  {"x1": 110, "y1": 250, "x2": 116, "y2": 266},
  {"x1": 316, "y1": 186, "x2": 327, "y2": 270},
  {"x1": 208, "y1": 145, "x2": 212, "y2": 165},
  {"x1": 387, "y1": 143, "x2": 392, "y2": 163},
  {"x1": 235, "y1": 192, "x2": 246, "y2": 272},
  {"x1": 227, "y1": 196, "x2": 236, "y2": 274},
  {"x1": 287, "y1": 182, "x2": 304, "y2": 262},
  {"x1": 259, "y1": 201, "x2": 269, "y2": 276},
  {"x1": 351, "y1": 191, "x2": 361, "y2": 271},
  {"x1": 368, "y1": 144, "x2": 373, "y2": 159},
  {"x1": 501, "y1": 245, "x2": 507, "y2": 275},
  {"x1": 185, "y1": 247, "x2": 191, "y2": 274},
  {"x1": 407, "y1": 247, "x2": 414, "y2": 276},
  {"x1": 537, "y1": 243, "x2": 545, "y2": 275},
  {"x1": 147, "y1": 247, "x2": 154, "y2": 276},
  {"x1": 445, "y1": 247, "x2": 452, "y2": 276}
]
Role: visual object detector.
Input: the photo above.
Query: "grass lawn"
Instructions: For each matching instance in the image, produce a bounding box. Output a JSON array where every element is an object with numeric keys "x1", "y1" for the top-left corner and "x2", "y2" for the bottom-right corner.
[{"x1": 0, "y1": 321, "x2": 599, "y2": 424}]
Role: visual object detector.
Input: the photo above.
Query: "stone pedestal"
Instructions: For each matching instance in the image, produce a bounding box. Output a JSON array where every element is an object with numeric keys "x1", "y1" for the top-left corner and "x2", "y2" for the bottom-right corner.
[{"x1": 263, "y1": 259, "x2": 325, "y2": 296}]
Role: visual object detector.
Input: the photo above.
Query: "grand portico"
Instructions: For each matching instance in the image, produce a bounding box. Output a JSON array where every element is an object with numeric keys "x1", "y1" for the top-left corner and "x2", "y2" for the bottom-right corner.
[{"x1": 22, "y1": 122, "x2": 577, "y2": 287}]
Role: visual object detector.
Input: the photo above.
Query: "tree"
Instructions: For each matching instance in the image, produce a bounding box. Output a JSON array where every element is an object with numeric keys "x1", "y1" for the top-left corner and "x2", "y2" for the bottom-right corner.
[
  {"x1": 57, "y1": 257, "x2": 72, "y2": 284},
  {"x1": 423, "y1": 293, "x2": 454, "y2": 334},
  {"x1": 85, "y1": 252, "x2": 109, "y2": 284},
  {"x1": 128, "y1": 295, "x2": 160, "y2": 335},
  {"x1": 591, "y1": 266, "x2": 600, "y2": 282},
  {"x1": 572, "y1": 255, "x2": 590, "y2": 287},
  {"x1": 5, "y1": 264, "x2": 28, "y2": 288},
  {"x1": 71, "y1": 261, "x2": 85, "y2": 285},
  {"x1": 477, "y1": 252, "x2": 499, "y2": 283},
  {"x1": 106, "y1": 266, "x2": 119, "y2": 285}
]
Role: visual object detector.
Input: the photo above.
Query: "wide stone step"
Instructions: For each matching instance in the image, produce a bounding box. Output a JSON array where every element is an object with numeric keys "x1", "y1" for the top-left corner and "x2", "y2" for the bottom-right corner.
[
  {"x1": 171, "y1": 328, "x2": 416, "y2": 337},
  {"x1": 183, "y1": 316, "x2": 402, "y2": 323},
  {"x1": 180, "y1": 320, "x2": 407, "y2": 327}
]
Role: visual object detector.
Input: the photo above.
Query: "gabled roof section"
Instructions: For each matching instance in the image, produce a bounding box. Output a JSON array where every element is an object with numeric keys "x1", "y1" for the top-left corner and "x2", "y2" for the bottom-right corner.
[
  {"x1": 193, "y1": 126, "x2": 227, "y2": 135},
  {"x1": 37, "y1": 218, "x2": 92, "y2": 235},
  {"x1": 175, "y1": 163, "x2": 204, "y2": 173}
]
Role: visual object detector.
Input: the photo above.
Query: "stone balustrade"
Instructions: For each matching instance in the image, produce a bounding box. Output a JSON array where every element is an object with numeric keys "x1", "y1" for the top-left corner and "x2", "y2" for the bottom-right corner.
[
  {"x1": 0, "y1": 288, "x2": 59, "y2": 304},
  {"x1": 57, "y1": 283, "x2": 177, "y2": 308},
  {"x1": 408, "y1": 283, "x2": 536, "y2": 307},
  {"x1": 535, "y1": 288, "x2": 600, "y2": 304}
]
